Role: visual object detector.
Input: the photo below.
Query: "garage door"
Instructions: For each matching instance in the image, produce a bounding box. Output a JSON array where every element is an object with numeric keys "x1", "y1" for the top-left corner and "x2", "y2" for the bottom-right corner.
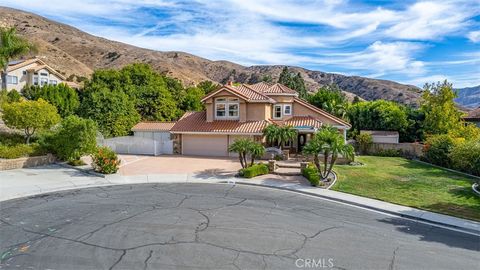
[
  {"x1": 182, "y1": 134, "x2": 229, "y2": 156},
  {"x1": 228, "y1": 135, "x2": 252, "y2": 157}
]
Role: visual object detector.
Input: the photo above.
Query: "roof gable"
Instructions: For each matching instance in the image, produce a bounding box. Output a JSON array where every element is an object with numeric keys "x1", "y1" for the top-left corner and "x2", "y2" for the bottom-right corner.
[{"x1": 294, "y1": 97, "x2": 351, "y2": 127}]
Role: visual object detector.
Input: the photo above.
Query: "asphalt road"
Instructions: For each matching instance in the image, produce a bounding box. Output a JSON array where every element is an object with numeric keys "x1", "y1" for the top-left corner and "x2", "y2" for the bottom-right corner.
[{"x1": 0, "y1": 183, "x2": 478, "y2": 270}]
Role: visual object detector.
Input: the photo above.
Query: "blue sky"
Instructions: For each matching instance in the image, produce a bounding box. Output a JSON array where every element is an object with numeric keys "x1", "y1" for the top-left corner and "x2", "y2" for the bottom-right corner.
[{"x1": 1, "y1": 0, "x2": 479, "y2": 87}]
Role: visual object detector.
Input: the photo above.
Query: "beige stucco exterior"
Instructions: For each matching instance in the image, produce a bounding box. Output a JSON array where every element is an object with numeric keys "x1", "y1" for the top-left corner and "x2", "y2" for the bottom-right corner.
[
  {"x1": 292, "y1": 101, "x2": 339, "y2": 125},
  {"x1": 1, "y1": 59, "x2": 66, "y2": 92}
]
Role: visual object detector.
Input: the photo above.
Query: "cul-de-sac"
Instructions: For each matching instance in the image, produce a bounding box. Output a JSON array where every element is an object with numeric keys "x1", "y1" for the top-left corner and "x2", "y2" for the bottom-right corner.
[{"x1": 0, "y1": 2, "x2": 479, "y2": 270}]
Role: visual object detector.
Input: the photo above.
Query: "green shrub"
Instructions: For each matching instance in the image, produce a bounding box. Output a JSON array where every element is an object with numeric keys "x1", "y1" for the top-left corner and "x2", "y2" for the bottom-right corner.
[
  {"x1": 373, "y1": 149, "x2": 401, "y2": 157},
  {"x1": 91, "y1": 146, "x2": 120, "y2": 174},
  {"x1": 6, "y1": 90, "x2": 21, "y2": 103},
  {"x1": 0, "y1": 133, "x2": 27, "y2": 146},
  {"x1": 50, "y1": 116, "x2": 98, "y2": 162},
  {"x1": 239, "y1": 163, "x2": 269, "y2": 178},
  {"x1": 68, "y1": 159, "x2": 86, "y2": 166},
  {"x1": 301, "y1": 164, "x2": 321, "y2": 187},
  {"x1": 422, "y1": 134, "x2": 455, "y2": 168},
  {"x1": 449, "y1": 140, "x2": 480, "y2": 176},
  {"x1": 0, "y1": 143, "x2": 47, "y2": 159},
  {"x1": 356, "y1": 133, "x2": 373, "y2": 154}
]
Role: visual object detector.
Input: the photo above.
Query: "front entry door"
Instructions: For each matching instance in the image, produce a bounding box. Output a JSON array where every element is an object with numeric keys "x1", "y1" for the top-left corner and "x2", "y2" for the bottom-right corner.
[{"x1": 297, "y1": 134, "x2": 307, "y2": 152}]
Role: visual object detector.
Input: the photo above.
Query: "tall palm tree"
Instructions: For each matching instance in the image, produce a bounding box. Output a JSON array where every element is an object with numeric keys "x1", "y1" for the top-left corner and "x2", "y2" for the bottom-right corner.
[
  {"x1": 249, "y1": 142, "x2": 265, "y2": 167},
  {"x1": 0, "y1": 27, "x2": 37, "y2": 91},
  {"x1": 303, "y1": 126, "x2": 354, "y2": 180},
  {"x1": 228, "y1": 138, "x2": 251, "y2": 169}
]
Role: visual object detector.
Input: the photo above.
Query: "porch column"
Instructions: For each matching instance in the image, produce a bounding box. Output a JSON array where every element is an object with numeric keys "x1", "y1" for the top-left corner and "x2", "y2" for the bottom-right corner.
[{"x1": 343, "y1": 129, "x2": 347, "y2": 142}]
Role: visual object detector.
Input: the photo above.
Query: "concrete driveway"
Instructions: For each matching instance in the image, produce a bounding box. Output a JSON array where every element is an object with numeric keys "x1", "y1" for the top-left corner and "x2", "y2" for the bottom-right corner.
[{"x1": 118, "y1": 155, "x2": 242, "y2": 177}]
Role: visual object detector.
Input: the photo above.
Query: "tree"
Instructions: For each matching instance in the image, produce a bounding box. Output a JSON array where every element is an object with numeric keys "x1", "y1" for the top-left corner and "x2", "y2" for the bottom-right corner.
[
  {"x1": 83, "y1": 64, "x2": 180, "y2": 122},
  {"x1": 263, "y1": 124, "x2": 297, "y2": 150},
  {"x1": 278, "y1": 67, "x2": 308, "y2": 99},
  {"x1": 420, "y1": 80, "x2": 462, "y2": 135},
  {"x1": 0, "y1": 27, "x2": 36, "y2": 91},
  {"x1": 347, "y1": 100, "x2": 409, "y2": 135},
  {"x1": 197, "y1": 80, "x2": 219, "y2": 94},
  {"x1": 51, "y1": 116, "x2": 97, "y2": 162},
  {"x1": 228, "y1": 138, "x2": 265, "y2": 168},
  {"x1": 308, "y1": 84, "x2": 348, "y2": 118},
  {"x1": 302, "y1": 126, "x2": 354, "y2": 181},
  {"x1": 78, "y1": 86, "x2": 140, "y2": 137},
  {"x1": 181, "y1": 87, "x2": 204, "y2": 111},
  {"x1": 2, "y1": 99, "x2": 60, "y2": 143},
  {"x1": 22, "y1": 84, "x2": 80, "y2": 117},
  {"x1": 228, "y1": 138, "x2": 251, "y2": 169},
  {"x1": 248, "y1": 142, "x2": 265, "y2": 167}
]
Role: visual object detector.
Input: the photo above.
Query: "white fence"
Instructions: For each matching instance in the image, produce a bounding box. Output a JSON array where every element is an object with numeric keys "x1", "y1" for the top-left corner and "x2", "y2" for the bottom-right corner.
[{"x1": 98, "y1": 136, "x2": 173, "y2": 155}]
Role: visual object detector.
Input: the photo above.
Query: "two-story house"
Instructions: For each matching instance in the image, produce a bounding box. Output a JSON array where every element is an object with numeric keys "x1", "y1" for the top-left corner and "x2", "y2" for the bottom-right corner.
[
  {"x1": 0, "y1": 58, "x2": 75, "y2": 92},
  {"x1": 169, "y1": 81, "x2": 351, "y2": 157}
]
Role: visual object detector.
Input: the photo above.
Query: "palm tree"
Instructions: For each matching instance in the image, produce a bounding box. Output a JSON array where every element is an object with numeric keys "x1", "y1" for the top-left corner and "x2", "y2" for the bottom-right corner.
[
  {"x1": 0, "y1": 27, "x2": 37, "y2": 91},
  {"x1": 228, "y1": 138, "x2": 251, "y2": 168},
  {"x1": 302, "y1": 126, "x2": 354, "y2": 181},
  {"x1": 263, "y1": 124, "x2": 297, "y2": 150},
  {"x1": 249, "y1": 142, "x2": 265, "y2": 167},
  {"x1": 228, "y1": 138, "x2": 266, "y2": 168},
  {"x1": 277, "y1": 125, "x2": 296, "y2": 149}
]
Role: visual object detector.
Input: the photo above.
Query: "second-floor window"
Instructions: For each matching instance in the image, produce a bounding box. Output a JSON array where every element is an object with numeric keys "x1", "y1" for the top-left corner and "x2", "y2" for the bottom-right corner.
[
  {"x1": 273, "y1": 105, "x2": 282, "y2": 119},
  {"x1": 215, "y1": 98, "x2": 239, "y2": 119},
  {"x1": 40, "y1": 78, "x2": 48, "y2": 86},
  {"x1": 49, "y1": 80, "x2": 58, "y2": 85}
]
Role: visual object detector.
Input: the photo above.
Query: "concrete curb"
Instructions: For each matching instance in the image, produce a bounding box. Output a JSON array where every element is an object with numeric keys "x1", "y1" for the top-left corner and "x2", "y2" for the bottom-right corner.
[
  {"x1": 229, "y1": 181, "x2": 480, "y2": 236},
  {"x1": 56, "y1": 162, "x2": 106, "y2": 178}
]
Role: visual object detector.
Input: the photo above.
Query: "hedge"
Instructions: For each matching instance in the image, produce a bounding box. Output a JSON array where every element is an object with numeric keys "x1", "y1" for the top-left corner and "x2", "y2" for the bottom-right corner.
[
  {"x1": 301, "y1": 164, "x2": 321, "y2": 187},
  {"x1": 0, "y1": 143, "x2": 47, "y2": 159},
  {"x1": 239, "y1": 163, "x2": 269, "y2": 178}
]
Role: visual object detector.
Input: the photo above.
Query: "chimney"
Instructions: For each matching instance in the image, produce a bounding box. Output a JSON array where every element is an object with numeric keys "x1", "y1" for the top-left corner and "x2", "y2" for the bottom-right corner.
[{"x1": 227, "y1": 80, "x2": 233, "y2": 86}]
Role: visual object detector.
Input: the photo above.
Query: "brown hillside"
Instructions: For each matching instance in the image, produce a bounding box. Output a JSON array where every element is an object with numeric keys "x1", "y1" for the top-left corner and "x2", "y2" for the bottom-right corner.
[{"x1": 0, "y1": 7, "x2": 421, "y2": 105}]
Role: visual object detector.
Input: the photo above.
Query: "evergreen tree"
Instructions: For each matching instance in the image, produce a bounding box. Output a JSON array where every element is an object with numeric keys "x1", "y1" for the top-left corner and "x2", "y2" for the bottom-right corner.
[{"x1": 277, "y1": 67, "x2": 308, "y2": 99}]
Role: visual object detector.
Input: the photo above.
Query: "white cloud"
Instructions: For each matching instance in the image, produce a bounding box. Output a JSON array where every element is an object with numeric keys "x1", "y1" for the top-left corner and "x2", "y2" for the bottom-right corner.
[{"x1": 468, "y1": 31, "x2": 480, "y2": 43}]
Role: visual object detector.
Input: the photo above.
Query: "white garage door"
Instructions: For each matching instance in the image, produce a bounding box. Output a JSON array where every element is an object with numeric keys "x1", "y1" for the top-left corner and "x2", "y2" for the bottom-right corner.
[{"x1": 182, "y1": 134, "x2": 229, "y2": 156}]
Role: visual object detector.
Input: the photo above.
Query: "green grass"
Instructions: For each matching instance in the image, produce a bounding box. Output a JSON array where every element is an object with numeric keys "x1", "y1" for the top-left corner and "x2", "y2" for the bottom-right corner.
[{"x1": 332, "y1": 156, "x2": 480, "y2": 221}]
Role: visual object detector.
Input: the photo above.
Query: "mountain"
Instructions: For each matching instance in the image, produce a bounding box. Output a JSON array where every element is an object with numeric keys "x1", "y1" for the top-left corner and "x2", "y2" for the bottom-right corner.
[
  {"x1": 0, "y1": 7, "x2": 422, "y2": 106},
  {"x1": 455, "y1": 86, "x2": 480, "y2": 109}
]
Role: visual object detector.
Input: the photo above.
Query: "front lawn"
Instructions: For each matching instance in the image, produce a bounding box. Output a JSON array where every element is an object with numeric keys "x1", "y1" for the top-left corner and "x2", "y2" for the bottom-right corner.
[{"x1": 332, "y1": 156, "x2": 480, "y2": 221}]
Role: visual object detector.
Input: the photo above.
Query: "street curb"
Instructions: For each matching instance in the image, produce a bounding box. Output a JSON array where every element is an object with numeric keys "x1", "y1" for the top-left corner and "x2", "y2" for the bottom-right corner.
[
  {"x1": 228, "y1": 181, "x2": 480, "y2": 236},
  {"x1": 56, "y1": 162, "x2": 106, "y2": 178}
]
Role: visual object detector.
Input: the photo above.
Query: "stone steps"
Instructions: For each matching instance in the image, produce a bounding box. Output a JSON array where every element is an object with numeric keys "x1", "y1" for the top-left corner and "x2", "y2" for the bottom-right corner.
[{"x1": 273, "y1": 167, "x2": 302, "y2": 176}]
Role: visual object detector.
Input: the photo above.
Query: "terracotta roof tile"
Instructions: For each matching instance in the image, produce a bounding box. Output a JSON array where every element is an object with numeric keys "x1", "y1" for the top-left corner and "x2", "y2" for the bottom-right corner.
[
  {"x1": 227, "y1": 84, "x2": 274, "y2": 102},
  {"x1": 132, "y1": 122, "x2": 176, "y2": 132},
  {"x1": 293, "y1": 97, "x2": 351, "y2": 127},
  {"x1": 171, "y1": 112, "x2": 268, "y2": 134},
  {"x1": 248, "y1": 82, "x2": 297, "y2": 94},
  {"x1": 270, "y1": 116, "x2": 323, "y2": 129},
  {"x1": 464, "y1": 108, "x2": 480, "y2": 120}
]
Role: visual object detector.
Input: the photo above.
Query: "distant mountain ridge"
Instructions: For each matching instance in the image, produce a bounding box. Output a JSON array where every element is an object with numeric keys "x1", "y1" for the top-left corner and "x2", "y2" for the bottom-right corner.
[
  {"x1": 0, "y1": 6, "x2": 423, "y2": 106},
  {"x1": 455, "y1": 85, "x2": 480, "y2": 109}
]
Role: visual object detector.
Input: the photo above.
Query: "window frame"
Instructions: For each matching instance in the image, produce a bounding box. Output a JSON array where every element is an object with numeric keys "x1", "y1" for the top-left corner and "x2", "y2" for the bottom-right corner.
[
  {"x1": 215, "y1": 97, "x2": 240, "y2": 120},
  {"x1": 49, "y1": 80, "x2": 58, "y2": 85},
  {"x1": 273, "y1": 105, "x2": 282, "y2": 119},
  {"x1": 284, "y1": 104, "x2": 292, "y2": 115},
  {"x1": 40, "y1": 77, "x2": 48, "y2": 86},
  {"x1": 6, "y1": 75, "x2": 18, "y2": 85}
]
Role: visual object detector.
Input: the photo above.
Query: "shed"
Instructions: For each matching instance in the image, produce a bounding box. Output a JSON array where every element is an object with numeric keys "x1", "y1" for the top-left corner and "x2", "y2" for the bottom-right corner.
[
  {"x1": 131, "y1": 122, "x2": 176, "y2": 141},
  {"x1": 360, "y1": 130, "x2": 399, "y2": 144}
]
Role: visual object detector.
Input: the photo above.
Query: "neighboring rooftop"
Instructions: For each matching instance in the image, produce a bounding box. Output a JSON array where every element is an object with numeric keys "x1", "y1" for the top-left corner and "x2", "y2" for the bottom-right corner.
[
  {"x1": 464, "y1": 107, "x2": 480, "y2": 120},
  {"x1": 132, "y1": 122, "x2": 176, "y2": 132},
  {"x1": 361, "y1": 130, "x2": 399, "y2": 136}
]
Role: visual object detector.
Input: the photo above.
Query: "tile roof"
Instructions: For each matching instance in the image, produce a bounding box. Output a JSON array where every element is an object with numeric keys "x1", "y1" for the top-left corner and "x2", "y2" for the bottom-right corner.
[
  {"x1": 171, "y1": 111, "x2": 269, "y2": 134},
  {"x1": 248, "y1": 82, "x2": 298, "y2": 94},
  {"x1": 228, "y1": 84, "x2": 274, "y2": 102},
  {"x1": 464, "y1": 108, "x2": 480, "y2": 120},
  {"x1": 293, "y1": 97, "x2": 351, "y2": 127},
  {"x1": 270, "y1": 116, "x2": 323, "y2": 129},
  {"x1": 132, "y1": 122, "x2": 176, "y2": 132},
  {"x1": 201, "y1": 84, "x2": 274, "y2": 103}
]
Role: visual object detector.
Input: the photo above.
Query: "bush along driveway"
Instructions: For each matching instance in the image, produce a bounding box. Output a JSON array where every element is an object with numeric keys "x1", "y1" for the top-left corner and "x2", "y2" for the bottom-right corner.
[{"x1": 332, "y1": 156, "x2": 480, "y2": 221}]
